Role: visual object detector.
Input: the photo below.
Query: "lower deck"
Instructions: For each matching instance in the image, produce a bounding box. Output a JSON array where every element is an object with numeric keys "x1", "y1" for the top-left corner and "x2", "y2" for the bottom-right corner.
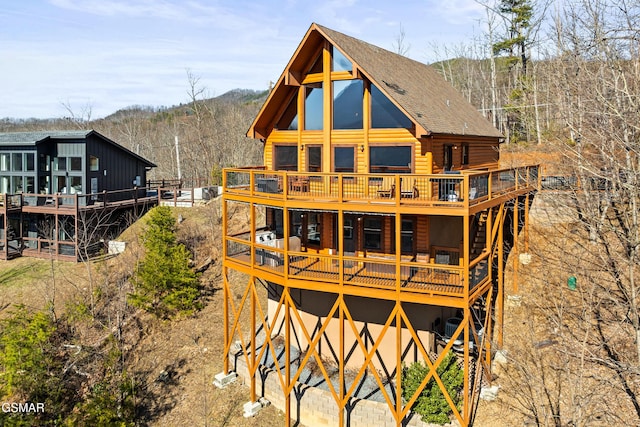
[{"x1": 226, "y1": 246, "x2": 490, "y2": 302}]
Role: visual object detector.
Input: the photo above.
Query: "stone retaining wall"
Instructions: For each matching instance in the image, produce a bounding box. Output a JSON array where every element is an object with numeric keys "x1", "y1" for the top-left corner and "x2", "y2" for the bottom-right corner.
[{"x1": 233, "y1": 354, "x2": 459, "y2": 427}]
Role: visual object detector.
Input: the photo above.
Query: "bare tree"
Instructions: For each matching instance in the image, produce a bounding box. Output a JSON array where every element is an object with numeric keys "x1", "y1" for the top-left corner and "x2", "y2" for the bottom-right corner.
[
  {"x1": 180, "y1": 69, "x2": 219, "y2": 184},
  {"x1": 498, "y1": 1, "x2": 640, "y2": 424},
  {"x1": 61, "y1": 99, "x2": 93, "y2": 128},
  {"x1": 392, "y1": 23, "x2": 411, "y2": 56}
]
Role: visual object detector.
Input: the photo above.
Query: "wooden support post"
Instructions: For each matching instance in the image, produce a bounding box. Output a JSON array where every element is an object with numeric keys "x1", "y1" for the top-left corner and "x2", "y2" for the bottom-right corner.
[
  {"x1": 395, "y1": 304, "x2": 402, "y2": 426},
  {"x1": 74, "y1": 194, "x2": 79, "y2": 260},
  {"x1": 222, "y1": 197, "x2": 229, "y2": 375},
  {"x1": 463, "y1": 214, "x2": 470, "y2": 301},
  {"x1": 339, "y1": 296, "x2": 345, "y2": 427},
  {"x1": 497, "y1": 206, "x2": 505, "y2": 348},
  {"x1": 250, "y1": 276, "x2": 256, "y2": 404},
  {"x1": 463, "y1": 307, "x2": 470, "y2": 422},
  {"x1": 513, "y1": 197, "x2": 519, "y2": 293},
  {"x1": 524, "y1": 193, "x2": 530, "y2": 253},
  {"x1": 285, "y1": 292, "x2": 291, "y2": 427}
]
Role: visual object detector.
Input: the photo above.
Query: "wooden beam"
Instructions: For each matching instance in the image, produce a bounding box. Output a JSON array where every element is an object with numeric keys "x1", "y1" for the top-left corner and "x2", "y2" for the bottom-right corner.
[{"x1": 285, "y1": 70, "x2": 302, "y2": 86}]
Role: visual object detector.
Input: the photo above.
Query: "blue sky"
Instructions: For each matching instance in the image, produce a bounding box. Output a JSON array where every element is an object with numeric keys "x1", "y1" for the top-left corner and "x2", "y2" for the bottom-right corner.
[{"x1": 1, "y1": 0, "x2": 489, "y2": 119}]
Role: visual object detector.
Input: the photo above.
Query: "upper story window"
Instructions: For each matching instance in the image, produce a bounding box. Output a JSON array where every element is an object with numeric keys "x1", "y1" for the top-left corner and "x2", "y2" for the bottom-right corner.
[
  {"x1": 12, "y1": 154, "x2": 22, "y2": 171},
  {"x1": 333, "y1": 80, "x2": 363, "y2": 129},
  {"x1": 332, "y1": 47, "x2": 352, "y2": 72},
  {"x1": 54, "y1": 156, "x2": 82, "y2": 172},
  {"x1": 462, "y1": 144, "x2": 469, "y2": 165},
  {"x1": 304, "y1": 83, "x2": 323, "y2": 130},
  {"x1": 70, "y1": 157, "x2": 82, "y2": 171},
  {"x1": 369, "y1": 146, "x2": 412, "y2": 174},
  {"x1": 0, "y1": 154, "x2": 9, "y2": 171},
  {"x1": 307, "y1": 146, "x2": 322, "y2": 172},
  {"x1": 54, "y1": 157, "x2": 66, "y2": 171},
  {"x1": 89, "y1": 155, "x2": 100, "y2": 171},
  {"x1": 371, "y1": 84, "x2": 413, "y2": 129},
  {"x1": 0, "y1": 152, "x2": 35, "y2": 172},
  {"x1": 334, "y1": 146, "x2": 355, "y2": 173},
  {"x1": 25, "y1": 153, "x2": 35, "y2": 171},
  {"x1": 274, "y1": 145, "x2": 298, "y2": 171}
]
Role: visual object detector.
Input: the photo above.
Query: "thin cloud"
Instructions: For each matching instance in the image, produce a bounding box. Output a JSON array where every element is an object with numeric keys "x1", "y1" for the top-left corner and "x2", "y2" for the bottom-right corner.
[
  {"x1": 48, "y1": 0, "x2": 185, "y2": 19},
  {"x1": 48, "y1": 0, "x2": 260, "y2": 29},
  {"x1": 4, "y1": 1, "x2": 491, "y2": 119},
  {"x1": 426, "y1": 0, "x2": 486, "y2": 26}
]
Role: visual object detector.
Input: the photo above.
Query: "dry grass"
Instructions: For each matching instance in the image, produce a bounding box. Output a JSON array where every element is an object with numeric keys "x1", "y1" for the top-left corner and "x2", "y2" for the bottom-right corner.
[
  {"x1": 5, "y1": 144, "x2": 610, "y2": 426},
  {"x1": 0, "y1": 201, "x2": 284, "y2": 426}
]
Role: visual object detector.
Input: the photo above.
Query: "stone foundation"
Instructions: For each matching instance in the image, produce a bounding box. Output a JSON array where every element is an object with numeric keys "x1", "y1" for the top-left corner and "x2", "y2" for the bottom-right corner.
[{"x1": 232, "y1": 353, "x2": 459, "y2": 427}]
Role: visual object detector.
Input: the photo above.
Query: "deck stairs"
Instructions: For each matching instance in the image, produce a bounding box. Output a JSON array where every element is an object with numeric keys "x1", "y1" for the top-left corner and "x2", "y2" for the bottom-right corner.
[{"x1": 470, "y1": 212, "x2": 488, "y2": 259}]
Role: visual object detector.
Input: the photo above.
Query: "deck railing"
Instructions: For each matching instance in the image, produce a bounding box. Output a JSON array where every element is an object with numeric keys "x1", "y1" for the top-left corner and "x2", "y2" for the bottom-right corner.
[
  {"x1": 223, "y1": 165, "x2": 539, "y2": 207},
  {"x1": 224, "y1": 238, "x2": 490, "y2": 298},
  {"x1": 0, "y1": 183, "x2": 217, "y2": 212}
]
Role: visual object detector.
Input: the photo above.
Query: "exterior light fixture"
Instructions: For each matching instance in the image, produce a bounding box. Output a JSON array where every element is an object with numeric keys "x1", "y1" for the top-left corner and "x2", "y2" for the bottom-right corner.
[{"x1": 360, "y1": 145, "x2": 365, "y2": 152}]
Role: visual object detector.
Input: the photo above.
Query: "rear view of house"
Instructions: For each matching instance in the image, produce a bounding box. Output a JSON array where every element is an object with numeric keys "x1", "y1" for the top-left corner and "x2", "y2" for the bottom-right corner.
[{"x1": 221, "y1": 23, "x2": 538, "y2": 426}]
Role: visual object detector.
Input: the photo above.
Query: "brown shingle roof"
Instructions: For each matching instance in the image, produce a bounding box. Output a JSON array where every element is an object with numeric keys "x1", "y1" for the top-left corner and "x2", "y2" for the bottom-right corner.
[
  {"x1": 248, "y1": 23, "x2": 503, "y2": 139},
  {"x1": 316, "y1": 24, "x2": 502, "y2": 138}
]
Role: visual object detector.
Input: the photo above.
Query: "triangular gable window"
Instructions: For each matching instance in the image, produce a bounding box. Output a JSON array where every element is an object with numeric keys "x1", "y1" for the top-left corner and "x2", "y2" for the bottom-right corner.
[
  {"x1": 307, "y1": 50, "x2": 323, "y2": 74},
  {"x1": 332, "y1": 46, "x2": 352, "y2": 72},
  {"x1": 276, "y1": 93, "x2": 298, "y2": 130},
  {"x1": 371, "y1": 84, "x2": 412, "y2": 128}
]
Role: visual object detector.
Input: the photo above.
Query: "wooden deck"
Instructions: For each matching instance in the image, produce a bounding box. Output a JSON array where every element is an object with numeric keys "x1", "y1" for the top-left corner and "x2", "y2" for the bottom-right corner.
[
  {"x1": 0, "y1": 185, "x2": 216, "y2": 261},
  {"x1": 223, "y1": 166, "x2": 539, "y2": 213},
  {"x1": 226, "y1": 247, "x2": 488, "y2": 300}
]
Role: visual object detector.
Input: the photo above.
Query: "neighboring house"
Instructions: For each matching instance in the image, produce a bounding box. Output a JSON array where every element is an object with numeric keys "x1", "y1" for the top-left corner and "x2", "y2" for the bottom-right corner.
[
  {"x1": 221, "y1": 24, "x2": 538, "y2": 426},
  {"x1": 0, "y1": 130, "x2": 156, "y2": 260},
  {"x1": 0, "y1": 130, "x2": 154, "y2": 197}
]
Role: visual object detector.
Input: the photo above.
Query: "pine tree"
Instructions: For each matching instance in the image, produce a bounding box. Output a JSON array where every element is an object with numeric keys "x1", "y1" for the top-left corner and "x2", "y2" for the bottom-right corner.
[
  {"x1": 492, "y1": 0, "x2": 533, "y2": 74},
  {"x1": 129, "y1": 206, "x2": 200, "y2": 318}
]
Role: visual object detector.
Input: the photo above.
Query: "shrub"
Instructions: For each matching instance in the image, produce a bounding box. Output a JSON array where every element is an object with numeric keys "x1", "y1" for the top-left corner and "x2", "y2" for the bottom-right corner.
[
  {"x1": 0, "y1": 305, "x2": 56, "y2": 398},
  {"x1": 402, "y1": 351, "x2": 463, "y2": 425},
  {"x1": 0, "y1": 305, "x2": 66, "y2": 426}
]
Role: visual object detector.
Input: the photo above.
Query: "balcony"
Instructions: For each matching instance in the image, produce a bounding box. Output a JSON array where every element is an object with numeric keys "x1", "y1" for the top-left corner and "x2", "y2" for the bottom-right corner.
[
  {"x1": 223, "y1": 166, "x2": 539, "y2": 212},
  {"x1": 225, "y1": 233, "x2": 491, "y2": 302}
]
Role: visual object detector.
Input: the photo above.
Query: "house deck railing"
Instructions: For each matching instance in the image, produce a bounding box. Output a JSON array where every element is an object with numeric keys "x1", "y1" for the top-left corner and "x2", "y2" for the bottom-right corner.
[
  {"x1": 223, "y1": 165, "x2": 539, "y2": 208},
  {"x1": 0, "y1": 184, "x2": 219, "y2": 212},
  {"x1": 225, "y1": 235, "x2": 491, "y2": 299}
]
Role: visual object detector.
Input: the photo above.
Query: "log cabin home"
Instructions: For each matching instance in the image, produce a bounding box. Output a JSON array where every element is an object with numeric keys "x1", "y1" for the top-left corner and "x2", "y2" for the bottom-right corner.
[
  {"x1": 0, "y1": 130, "x2": 156, "y2": 260},
  {"x1": 221, "y1": 23, "x2": 538, "y2": 426}
]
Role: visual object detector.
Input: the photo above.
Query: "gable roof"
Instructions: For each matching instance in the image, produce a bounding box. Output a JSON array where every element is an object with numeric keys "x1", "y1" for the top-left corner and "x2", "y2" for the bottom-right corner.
[
  {"x1": 0, "y1": 130, "x2": 92, "y2": 145},
  {"x1": 0, "y1": 130, "x2": 156, "y2": 167},
  {"x1": 249, "y1": 23, "x2": 503, "y2": 140}
]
